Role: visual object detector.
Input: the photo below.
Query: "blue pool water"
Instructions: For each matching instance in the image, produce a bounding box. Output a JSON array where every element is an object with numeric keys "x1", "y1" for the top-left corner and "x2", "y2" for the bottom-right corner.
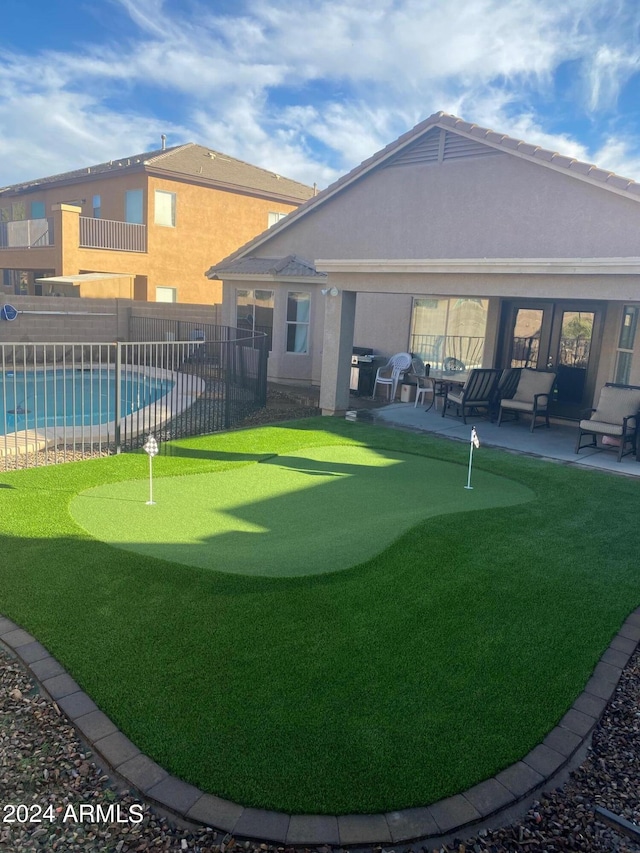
[{"x1": 0, "y1": 368, "x2": 174, "y2": 435}]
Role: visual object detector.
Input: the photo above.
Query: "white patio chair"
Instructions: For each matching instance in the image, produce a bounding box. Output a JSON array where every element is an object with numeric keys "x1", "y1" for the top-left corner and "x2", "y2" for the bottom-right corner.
[
  {"x1": 371, "y1": 352, "x2": 412, "y2": 401},
  {"x1": 409, "y1": 355, "x2": 436, "y2": 410}
]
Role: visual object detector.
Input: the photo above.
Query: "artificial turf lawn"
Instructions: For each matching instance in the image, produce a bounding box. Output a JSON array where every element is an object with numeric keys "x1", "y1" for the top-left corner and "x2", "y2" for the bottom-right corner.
[
  {"x1": 0, "y1": 418, "x2": 639, "y2": 815},
  {"x1": 70, "y1": 445, "x2": 532, "y2": 576}
]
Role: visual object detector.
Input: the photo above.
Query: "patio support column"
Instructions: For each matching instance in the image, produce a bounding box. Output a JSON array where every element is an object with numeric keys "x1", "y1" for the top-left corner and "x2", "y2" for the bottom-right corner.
[{"x1": 320, "y1": 288, "x2": 356, "y2": 416}]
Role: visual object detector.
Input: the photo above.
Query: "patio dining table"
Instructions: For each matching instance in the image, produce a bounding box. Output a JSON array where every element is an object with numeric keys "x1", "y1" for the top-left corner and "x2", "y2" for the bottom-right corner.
[{"x1": 424, "y1": 369, "x2": 469, "y2": 411}]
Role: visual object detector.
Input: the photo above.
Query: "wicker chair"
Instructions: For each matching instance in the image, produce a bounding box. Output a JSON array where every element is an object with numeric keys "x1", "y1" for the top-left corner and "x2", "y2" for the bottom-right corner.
[{"x1": 575, "y1": 383, "x2": 640, "y2": 462}]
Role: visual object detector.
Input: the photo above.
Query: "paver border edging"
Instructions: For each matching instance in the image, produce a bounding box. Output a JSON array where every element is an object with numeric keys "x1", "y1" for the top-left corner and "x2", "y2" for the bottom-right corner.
[{"x1": 1, "y1": 609, "x2": 639, "y2": 848}]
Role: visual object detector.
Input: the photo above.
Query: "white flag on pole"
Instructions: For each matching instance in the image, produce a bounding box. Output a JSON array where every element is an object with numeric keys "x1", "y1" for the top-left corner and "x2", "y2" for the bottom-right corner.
[{"x1": 471, "y1": 427, "x2": 480, "y2": 448}]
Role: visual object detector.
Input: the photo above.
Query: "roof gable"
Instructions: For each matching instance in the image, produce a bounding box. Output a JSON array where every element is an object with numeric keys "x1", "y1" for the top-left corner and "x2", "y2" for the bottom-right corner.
[
  {"x1": 213, "y1": 111, "x2": 640, "y2": 268},
  {"x1": 383, "y1": 126, "x2": 505, "y2": 169}
]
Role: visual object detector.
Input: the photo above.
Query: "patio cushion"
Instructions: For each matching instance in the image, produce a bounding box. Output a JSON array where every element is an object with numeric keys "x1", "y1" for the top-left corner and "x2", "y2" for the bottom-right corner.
[
  {"x1": 591, "y1": 386, "x2": 640, "y2": 426},
  {"x1": 512, "y1": 369, "x2": 554, "y2": 403},
  {"x1": 579, "y1": 419, "x2": 625, "y2": 436},
  {"x1": 503, "y1": 399, "x2": 539, "y2": 413}
]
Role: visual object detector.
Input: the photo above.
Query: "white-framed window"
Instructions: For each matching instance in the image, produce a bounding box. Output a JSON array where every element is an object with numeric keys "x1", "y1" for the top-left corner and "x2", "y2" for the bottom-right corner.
[
  {"x1": 125, "y1": 189, "x2": 144, "y2": 224},
  {"x1": 156, "y1": 286, "x2": 177, "y2": 303},
  {"x1": 286, "y1": 291, "x2": 310, "y2": 353},
  {"x1": 236, "y1": 288, "x2": 274, "y2": 350},
  {"x1": 92, "y1": 195, "x2": 101, "y2": 218},
  {"x1": 409, "y1": 297, "x2": 489, "y2": 370},
  {"x1": 614, "y1": 305, "x2": 638, "y2": 385},
  {"x1": 268, "y1": 211, "x2": 287, "y2": 228},
  {"x1": 155, "y1": 190, "x2": 176, "y2": 227}
]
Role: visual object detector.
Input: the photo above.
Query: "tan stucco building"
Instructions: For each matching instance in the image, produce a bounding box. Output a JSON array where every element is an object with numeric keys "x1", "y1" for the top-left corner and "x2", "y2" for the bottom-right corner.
[
  {"x1": 0, "y1": 143, "x2": 313, "y2": 305},
  {"x1": 207, "y1": 112, "x2": 640, "y2": 419}
]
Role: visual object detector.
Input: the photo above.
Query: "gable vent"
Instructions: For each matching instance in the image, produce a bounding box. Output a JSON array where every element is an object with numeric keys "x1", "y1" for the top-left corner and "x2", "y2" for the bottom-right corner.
[
  {"x1": 385, "y1": 128, "x2": 503, "y2": 169},
  {"x1": 443, "y1": 131, "x2": 500, "y2": 160},
  {"x1": 386, "y1": 128, "x2": 441, "y2": 166}
]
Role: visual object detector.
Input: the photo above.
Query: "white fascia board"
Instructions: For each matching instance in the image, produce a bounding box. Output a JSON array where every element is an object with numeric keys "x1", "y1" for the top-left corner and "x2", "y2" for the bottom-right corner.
[{"x1": 315, "y1": 258, "x2": 640, "y2": 275}]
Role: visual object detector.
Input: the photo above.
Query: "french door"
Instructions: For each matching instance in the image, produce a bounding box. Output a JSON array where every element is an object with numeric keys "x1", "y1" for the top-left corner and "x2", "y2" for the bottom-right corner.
[{"x1": 499, "y1": 300, "x2": 606, "y2": 419}]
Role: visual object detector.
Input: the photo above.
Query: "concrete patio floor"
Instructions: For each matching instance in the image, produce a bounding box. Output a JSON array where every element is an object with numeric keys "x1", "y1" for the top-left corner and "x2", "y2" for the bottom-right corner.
[{"x1": 368, "y1": 399, "x2": 640, "y2": 478}]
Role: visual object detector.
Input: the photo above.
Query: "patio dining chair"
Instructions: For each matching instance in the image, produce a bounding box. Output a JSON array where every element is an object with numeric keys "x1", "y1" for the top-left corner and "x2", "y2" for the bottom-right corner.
[
  {"x1": 575, "y1": 383, "x2": 640, "y2": 462},
  {"x1": 371, "y1": 352, "x2": 412, "y2": 401},
  {"x1": 497, "y1": 368, "x2": 556, "y2": 432},
  {"x1": 441, "y1": 368, "x2": 501, "y2": 423},
  {"x1": 408, "y1": 355, "x2": 436, "y2": 410}
]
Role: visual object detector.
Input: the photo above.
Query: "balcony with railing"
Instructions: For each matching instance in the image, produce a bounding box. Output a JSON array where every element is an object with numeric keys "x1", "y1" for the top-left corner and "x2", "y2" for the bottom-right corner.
[
  {"x1": 0, "y1": 218, "x2": 53, "y2": 249},
  {"x1": 80, "y1": 217, "x2": 147, "y2": 253}
]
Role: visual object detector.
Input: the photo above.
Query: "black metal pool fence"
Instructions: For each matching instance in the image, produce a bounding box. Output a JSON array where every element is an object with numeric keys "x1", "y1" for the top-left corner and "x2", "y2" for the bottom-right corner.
[{"x1": 0, "y1": 322, "x2": 268, "y2": 470}]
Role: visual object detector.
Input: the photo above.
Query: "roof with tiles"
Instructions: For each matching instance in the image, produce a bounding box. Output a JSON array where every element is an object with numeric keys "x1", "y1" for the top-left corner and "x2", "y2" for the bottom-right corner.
[
  {"x1": 208, "y1": 110, "x2": 640, "y2": 274},
  {"x1": 0, "y1": 143, "x2": 314, "y2": 202},
  {"x1": 208, "y1": 254, "x2": 326, "y2": 278}
]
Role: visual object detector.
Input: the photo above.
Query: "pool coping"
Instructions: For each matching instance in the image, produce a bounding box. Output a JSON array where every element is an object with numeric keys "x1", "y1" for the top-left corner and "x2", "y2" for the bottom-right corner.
[{"x1": 1, "y1": 609, "x2": 638, "y2": 847}]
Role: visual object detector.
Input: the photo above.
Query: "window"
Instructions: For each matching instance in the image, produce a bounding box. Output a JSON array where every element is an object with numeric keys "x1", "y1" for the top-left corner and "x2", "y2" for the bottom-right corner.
[
  {"x1": 30, "y1": 201, "x2": 45, "y2": 219},
  {"x1": 11, "y1": 201, "x2": 26, "y2": 221},
  {"x1": 236, "y1": 289, "x2": 274, "y2": 350},
  {"x1": 615, "y1": 305, "x2": 638, "y2": 385},
  {"x1": 155, "y1": 190, "x2": 176, "y2": 227},
  {"x1": 410, "y1": 297, "x2": 489, "y2": 370},
  {"x1": 92, "y1": 195, "x2": 101, "y2": 218},
  {"x1": 286, "y1": 292, "x2": 310, "y2": 353},
  {"x1": 156, "y1": 286, "x2": 177, "y2": 303},
  {"x1": 125, "y1": 189, "x2": 144, "y2": 224},
  {"x1": 268, "y1": 211, "x2": 287, "y2": 228}
]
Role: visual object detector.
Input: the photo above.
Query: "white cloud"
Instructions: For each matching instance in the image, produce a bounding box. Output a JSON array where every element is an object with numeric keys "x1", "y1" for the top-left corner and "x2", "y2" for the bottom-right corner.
[
  {"x1": 592, "y1": 137, "x2": 640, "y2": 182},
  {"x1": 586, "y1": 45, "x2": 640, "y2": 112},
  {"x1": 0, "y1": 0, "x2": 639, "y2": 188}
]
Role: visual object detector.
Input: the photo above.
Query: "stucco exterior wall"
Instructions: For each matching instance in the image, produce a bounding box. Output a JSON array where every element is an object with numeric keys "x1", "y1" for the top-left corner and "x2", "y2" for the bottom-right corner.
[
  {"x1": 248, "y1": 154, "x2": 640, "y2": 261},
  {"x1": 0, "y1": 172, "x2": 301, "y2": 305}
]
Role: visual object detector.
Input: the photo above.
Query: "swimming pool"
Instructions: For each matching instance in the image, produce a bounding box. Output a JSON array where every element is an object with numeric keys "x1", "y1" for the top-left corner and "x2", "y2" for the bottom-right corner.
[{"x1": 1, "y1": 367, "x2": 175, "y2": 435}]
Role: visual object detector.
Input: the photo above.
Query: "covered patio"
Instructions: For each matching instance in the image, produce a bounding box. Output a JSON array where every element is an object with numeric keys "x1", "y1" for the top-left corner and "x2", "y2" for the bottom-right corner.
[{"x1": 370, "y1": 399, "x2": 640, "y2": 477}]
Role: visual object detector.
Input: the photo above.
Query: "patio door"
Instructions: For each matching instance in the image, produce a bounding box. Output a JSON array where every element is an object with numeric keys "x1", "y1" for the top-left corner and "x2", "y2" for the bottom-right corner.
[{"x1": 499, "y1": 300, "x2": 606, "y2": 419}]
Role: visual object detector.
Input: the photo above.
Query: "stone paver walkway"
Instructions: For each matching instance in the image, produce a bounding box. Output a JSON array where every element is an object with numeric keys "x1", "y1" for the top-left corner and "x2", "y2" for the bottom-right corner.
[{"x1": 2, "y1": 610, "x2": 639, "y2": 847}]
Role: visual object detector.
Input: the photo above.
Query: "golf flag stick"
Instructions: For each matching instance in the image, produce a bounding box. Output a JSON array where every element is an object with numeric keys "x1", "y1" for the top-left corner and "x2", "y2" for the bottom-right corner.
[
  {"x1": 143, "y1": 434, "x2": 159, "y2": 505},
  {"x1": 465, "y1": 426, "x2": 480, "y2": 490}
]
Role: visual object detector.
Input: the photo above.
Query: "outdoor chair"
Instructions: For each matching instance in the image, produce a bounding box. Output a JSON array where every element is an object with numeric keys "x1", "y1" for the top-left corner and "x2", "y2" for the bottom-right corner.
[
  {"x1": 490, "y1": 367, "x2": 522, "y2": 421},
  {"x1": 497, "y1": 369, "x2": 556, "y2": 432},
  {"x1": 371, "y1": 352, "x2": 412, "y2": 401},
  {"x1": 441, "y1": 368, "x2": 501, "y2": 423},
  {"x1": 575, "y1": 383, "x2": 640, "y2": 462},
  {"x1": 408, "y1": 355, "x2": 436, "y2": 410}
]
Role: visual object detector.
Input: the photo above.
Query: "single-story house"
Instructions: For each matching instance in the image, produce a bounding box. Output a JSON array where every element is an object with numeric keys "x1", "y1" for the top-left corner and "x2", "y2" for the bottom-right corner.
[{"x1": 206, "y1": 111, "x2": 640, "y2": 417}]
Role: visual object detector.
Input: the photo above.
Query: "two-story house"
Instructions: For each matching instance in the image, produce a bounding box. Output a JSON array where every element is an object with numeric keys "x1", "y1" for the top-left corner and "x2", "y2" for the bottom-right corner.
[{"x1": 0, "y1": 141, "x2": 314, "y2": 304}]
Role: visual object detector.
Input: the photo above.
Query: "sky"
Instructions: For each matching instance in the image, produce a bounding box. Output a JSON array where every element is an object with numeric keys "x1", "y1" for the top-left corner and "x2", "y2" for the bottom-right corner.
[{"x1": 1, "y1": 0, "x2": 640, "y2": 191}]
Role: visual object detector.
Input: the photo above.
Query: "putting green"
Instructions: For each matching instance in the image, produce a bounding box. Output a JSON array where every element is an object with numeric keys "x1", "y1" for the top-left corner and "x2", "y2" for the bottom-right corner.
[{"x1": 70, "y1": 446, "x2": 533, "y2": 576}]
